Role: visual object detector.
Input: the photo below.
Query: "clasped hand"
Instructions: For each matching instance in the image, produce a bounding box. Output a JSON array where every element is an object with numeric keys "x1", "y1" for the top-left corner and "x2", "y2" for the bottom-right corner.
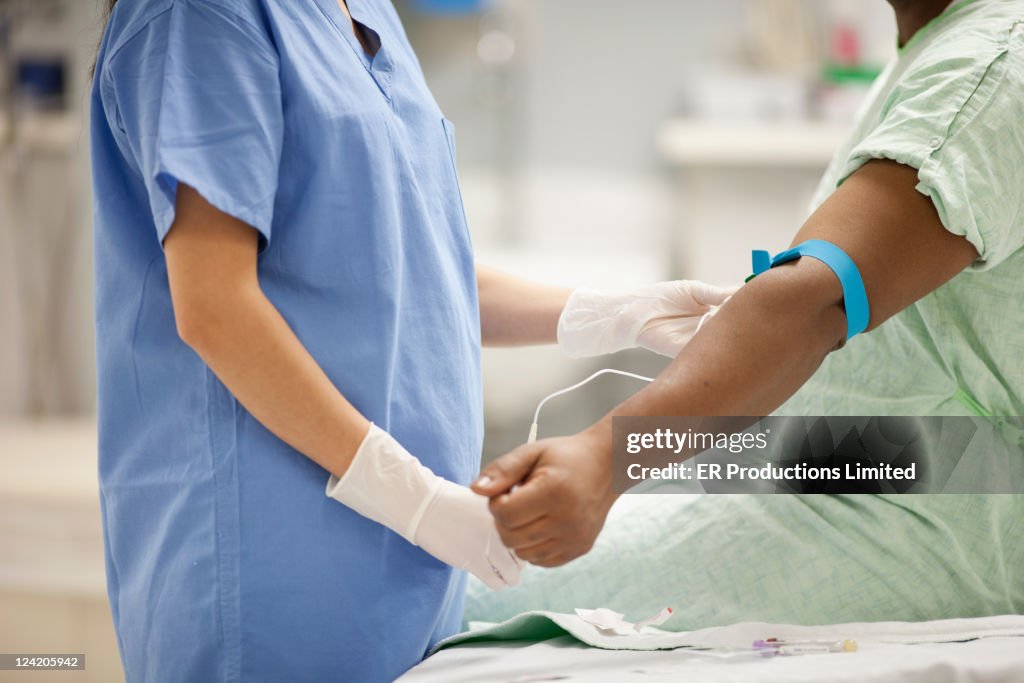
[{"x1": 472, "y1": 426, "x2": 616, "y2": 567}]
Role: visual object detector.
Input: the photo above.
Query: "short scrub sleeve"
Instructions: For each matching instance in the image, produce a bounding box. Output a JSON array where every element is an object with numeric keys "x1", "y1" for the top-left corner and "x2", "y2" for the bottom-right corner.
[
  {"x1": 840, "y1": 23, "x2": 1024, "y2": 272},
  {"x1": 104, "y1": 0, "x2": 283, "y2": 248}
]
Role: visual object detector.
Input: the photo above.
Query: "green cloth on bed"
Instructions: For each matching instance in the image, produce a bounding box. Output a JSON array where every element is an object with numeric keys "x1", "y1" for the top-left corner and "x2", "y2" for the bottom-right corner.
[
  {"x1": 464, "y1": 495, "x2": 1024, "y2": 632},
  {"x1": 434, "y1": 611, "x2": 697, "y2": 653}
]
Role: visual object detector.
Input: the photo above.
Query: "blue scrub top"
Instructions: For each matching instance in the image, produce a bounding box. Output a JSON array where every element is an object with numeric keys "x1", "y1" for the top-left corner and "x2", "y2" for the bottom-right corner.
[{"x1": 90, "y1": 1, "x2": 483, "y2": 681}]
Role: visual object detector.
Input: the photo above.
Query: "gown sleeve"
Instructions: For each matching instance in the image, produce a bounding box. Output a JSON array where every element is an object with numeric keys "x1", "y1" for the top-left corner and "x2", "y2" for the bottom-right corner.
[{"x1": 840, "y1": 25, "x2": 1024, "y2": 272}]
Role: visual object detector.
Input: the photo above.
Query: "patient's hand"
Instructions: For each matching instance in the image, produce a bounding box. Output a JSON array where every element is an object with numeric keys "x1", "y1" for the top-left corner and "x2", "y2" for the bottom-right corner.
[{"x1": 472, "y1": 427, "x2": 617, "y2": 567}]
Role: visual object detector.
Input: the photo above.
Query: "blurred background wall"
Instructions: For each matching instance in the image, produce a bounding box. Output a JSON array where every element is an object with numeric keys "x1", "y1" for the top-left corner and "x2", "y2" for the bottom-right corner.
[{"x1": 0, "y1": 1, "x2": 895, "y2": 680}]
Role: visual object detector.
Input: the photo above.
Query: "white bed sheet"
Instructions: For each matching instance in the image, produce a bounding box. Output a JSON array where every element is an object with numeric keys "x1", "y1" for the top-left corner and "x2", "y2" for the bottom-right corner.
[{"x1": 400, "y1": 615, "x2": 1024, "y2": 683}]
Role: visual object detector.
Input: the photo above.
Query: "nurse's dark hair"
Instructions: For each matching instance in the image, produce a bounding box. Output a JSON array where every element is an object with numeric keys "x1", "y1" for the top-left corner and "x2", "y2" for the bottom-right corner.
[{"x1": 90, "y1": 0, "x2": 119, "y2": 79}]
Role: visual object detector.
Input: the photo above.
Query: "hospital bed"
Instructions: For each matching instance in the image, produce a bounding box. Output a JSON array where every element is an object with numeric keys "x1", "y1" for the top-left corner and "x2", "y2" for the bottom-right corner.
[
  {"x1": 403, "y1": 493, "x2": 1024, "y2": 682},
  {"x1": 400, "y1": 614, "x2": 1024, "y2": 682}
]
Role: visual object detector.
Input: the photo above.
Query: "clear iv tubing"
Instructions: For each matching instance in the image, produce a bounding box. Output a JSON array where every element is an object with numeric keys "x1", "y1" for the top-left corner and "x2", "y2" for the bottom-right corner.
[{"x1": 528, "y1": 369, "x2": 656, "y2": 443}]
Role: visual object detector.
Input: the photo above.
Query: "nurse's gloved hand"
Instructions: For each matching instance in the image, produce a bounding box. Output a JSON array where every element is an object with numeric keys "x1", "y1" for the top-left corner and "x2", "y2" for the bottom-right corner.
[
  {"x1": 411, "y1": 480, "x2": 524, "y2": 591},
  {"x1": 557, "y1": 280, "x2": 738, "y2": 358},
  {"x1": 325, "y1": 424, "x2": 521, "y2": 590}
]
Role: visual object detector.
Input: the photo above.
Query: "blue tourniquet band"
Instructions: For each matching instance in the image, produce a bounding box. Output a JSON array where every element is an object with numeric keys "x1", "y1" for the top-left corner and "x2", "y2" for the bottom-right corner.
[{"x1": 751, "y1": 239, "x2": 870, "y2": 340}]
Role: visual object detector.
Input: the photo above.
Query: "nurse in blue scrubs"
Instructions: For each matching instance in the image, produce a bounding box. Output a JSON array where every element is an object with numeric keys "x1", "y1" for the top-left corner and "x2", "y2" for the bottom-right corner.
[{"x1": 90, "y1": 1, "x2": 731, "y2": 680}]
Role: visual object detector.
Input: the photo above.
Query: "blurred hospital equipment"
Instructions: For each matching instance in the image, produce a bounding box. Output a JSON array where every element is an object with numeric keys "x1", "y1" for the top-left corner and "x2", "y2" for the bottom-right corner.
[{"x1": 0, "y1": 0, "x2": 93, "y2": 416}]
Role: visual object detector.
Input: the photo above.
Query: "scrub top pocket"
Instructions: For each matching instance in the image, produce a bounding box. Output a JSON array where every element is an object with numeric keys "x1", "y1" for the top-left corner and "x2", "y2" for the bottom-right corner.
[
  {"x1": 269, "y1": 108, "x2": 401, "y2": 287},
  {"x1": 440, "y1": 117, "x2": 472, "y2": 241}
]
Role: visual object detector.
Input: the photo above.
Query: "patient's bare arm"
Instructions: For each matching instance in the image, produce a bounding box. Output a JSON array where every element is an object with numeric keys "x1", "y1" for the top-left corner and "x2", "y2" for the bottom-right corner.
[{"x1": 472, "y1": 160, "x2": 979, "y2": 567}]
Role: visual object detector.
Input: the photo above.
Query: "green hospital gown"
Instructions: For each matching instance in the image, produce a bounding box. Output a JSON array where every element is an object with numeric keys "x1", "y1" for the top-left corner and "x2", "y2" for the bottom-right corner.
[{"x1": 781, "y1": 0, "x2": 1024, "y2": 428}]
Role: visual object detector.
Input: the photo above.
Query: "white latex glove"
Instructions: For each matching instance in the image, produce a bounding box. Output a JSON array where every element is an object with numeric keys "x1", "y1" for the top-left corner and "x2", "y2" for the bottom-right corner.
[
  {"x1": 325, "y1": 424, "x2": 521, "y2": 590},
  {"x1": 557, "y1": 280, "x2": 738, "y2": 358}
]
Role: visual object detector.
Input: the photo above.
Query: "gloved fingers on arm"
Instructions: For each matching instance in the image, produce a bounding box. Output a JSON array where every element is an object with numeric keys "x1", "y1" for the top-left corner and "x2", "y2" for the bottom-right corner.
[
  {"x1": 635, "y1": 317, "x2": 702, "y2": 357},
  {"x1": 556, "y1": 280, "x2": 737, "y2": 358},
  {"x1": 665, "y1": 280, "x2": 740, "y2": 307}
]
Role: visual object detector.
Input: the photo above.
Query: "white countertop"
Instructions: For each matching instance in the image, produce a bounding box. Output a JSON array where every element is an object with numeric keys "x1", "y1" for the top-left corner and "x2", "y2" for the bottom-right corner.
[
  {"x1": 0, "y1": 419, "x2": 105, "y2": 597},
  {"x1": 657, "y1": 119, "x2": 849, "y2": 168},
  {"x1": 0, "y1": 418, "x2": 99, "y2": 503}
]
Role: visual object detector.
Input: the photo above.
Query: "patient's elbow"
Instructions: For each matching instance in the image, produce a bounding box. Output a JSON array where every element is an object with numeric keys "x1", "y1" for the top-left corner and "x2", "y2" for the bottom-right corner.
[
  {"x1": 750, "y1": 259, "x2": 848, "y2": 356},
  {"x1": 811, "y1": 300, "x2": 848, "y2": 357}
]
